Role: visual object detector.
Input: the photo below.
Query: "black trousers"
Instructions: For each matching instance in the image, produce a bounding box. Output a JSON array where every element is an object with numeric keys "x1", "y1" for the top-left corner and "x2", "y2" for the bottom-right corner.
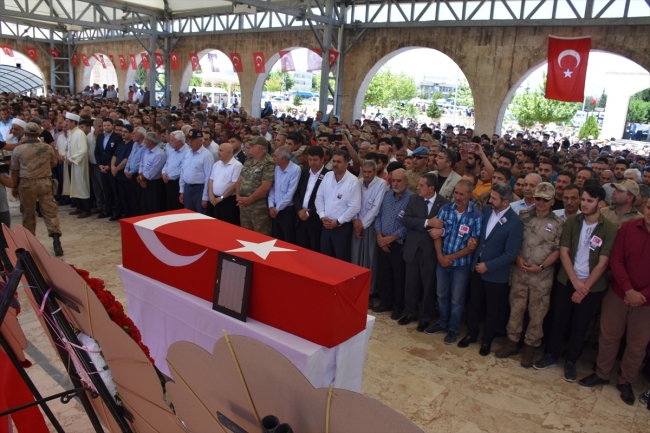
[
  {"x1": 404, "y1": 251, "x2": 437, "y2": 323},
  {"x1": 141, "y1": 178, "x2": 166, "y2": 215},
  {"x1": 546, "y1": 280, "x2": 605, "y2": 362},
  {"x1": 320, "y1": 222, "x2": 352, "y2": 262},
  {"x1": 130, "y1": 175, "x2": 143, "y2": 216},
  {"x1": 296, "y1": 218, "x2": 322, "y2": 251},
  {"x1": 117, "y1": 176, "x2": 132, "y2": 217},
  {"x1": 165, "y1": 178, "x2": 183, "y2": 211},
  {"x1": 466, "y1": 271, "x2": 511, "y2": 344},
  {"x1": 213, "y1": 195, "x2": 240, "y2": 225},
  {"x1": 376, "y1": 242, "x2": 406, "y2": 313},
  {"x1": 100, "y1": 171, "x2": 120, "y2": 216},
  {"x1": 74, "y1": 197, "x2": 92, "y2": 212},
  {"x1": 272, "y1": 207, "x2": 296, "y2": 243}
]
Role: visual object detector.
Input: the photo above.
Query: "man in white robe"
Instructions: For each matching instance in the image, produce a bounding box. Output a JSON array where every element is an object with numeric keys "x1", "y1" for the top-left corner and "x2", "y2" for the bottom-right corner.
[{"x1": 62, "y1": 113, "x2": 91, "y2": 218}]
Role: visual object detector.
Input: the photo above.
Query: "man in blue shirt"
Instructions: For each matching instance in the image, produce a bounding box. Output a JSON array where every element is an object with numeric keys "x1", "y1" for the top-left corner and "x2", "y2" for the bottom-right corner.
[
  {"x1": 180, "y1": 129, "x2": 214, "y2": 214},
  {"x1": 425, "y1": 179, "x2": 482, "y2": 344},
  {"x1": 124, "y1": 127, "x2": 147, "y2": 217},
  {"x1": 113, "y1": 124, "x2": 134, "y2": 217},
  {"x1": 372, "y1": 168, "x2": 413, "y2": 319},
  {"x1": 162, "y1": 130, "x2": 188, "y2": 210},
  {"x1": 268, "y1": 146, "x2": 301, "y2": 243},
  {"x1": 137, "y1": 132, "x2": 167, "y2": 215}
]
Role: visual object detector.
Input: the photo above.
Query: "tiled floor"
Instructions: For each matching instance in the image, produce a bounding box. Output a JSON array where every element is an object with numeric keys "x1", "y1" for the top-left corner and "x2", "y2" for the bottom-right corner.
[{"x1": 10, "y1": 200, "x2": 650, "y2": 432}]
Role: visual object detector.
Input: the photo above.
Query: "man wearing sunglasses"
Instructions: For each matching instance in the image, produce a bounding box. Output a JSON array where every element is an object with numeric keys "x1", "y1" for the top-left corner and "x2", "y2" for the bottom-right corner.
[{"x1": 496, "y1": 183, "x2": 563, "y2": 368}]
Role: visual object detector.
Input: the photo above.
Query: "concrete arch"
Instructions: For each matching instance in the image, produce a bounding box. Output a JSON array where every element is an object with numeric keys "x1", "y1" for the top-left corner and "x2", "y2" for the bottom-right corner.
[
  {"x1": 351, "y1": 46, "x2": 472, "y2": 122},
  {"x1": 82, "y1": 53, "x2": 118, "y2": 90},
  {"x1": 1, "y1": 51, "x2": 47, "y2": 94}
]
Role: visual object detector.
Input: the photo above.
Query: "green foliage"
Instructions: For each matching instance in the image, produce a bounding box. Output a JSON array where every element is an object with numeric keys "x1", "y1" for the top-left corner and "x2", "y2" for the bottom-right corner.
[
  {"x1": 426, "y1": 103, "x2": 442, "y2": 120},
  {"x1": 189, "y1": 73, "x2": 202, "y2": 87},
  {"x1": 134, "y1": 64, "x2": 146, "y2": 87},
  {"x1": 578, "y1": 115, "x2": 600, "y2": 139},
  {"x1": 597, "y1": 89, "x2": 607, "y2": 109},
  {"x1": 264, "y1": 71, "x2": 294, "y2": 93},
  {"x1": 311, "y1": 73, "x2": 334, "y2": 94},
  {"x1": 627, "y1": 98, "x2": 650, "y2": 123},
  {"x1": 293, "y1": 95, "x2": 303, "y2": 107},
  {"x1": 387, "y1": 103, "x2": 421, "y2": 120},
  {"x1": 455, "y1": 80, "x2": 474, "y2": 109},
  {"x1": 509, "y1": 75, "x2": 580, "y2": 127},
  {"x1": 364, "y1": 68, "x2": 417, "y2": 109}
]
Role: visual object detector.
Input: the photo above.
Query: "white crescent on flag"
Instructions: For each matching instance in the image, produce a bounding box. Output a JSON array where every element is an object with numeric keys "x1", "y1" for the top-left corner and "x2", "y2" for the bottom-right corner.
[
  {"x1": 558, "y1": 50, "x2": 580, "y2": 68},
  {"x1": 255, "y1": 55, "x2": 263, "y2": 66}
]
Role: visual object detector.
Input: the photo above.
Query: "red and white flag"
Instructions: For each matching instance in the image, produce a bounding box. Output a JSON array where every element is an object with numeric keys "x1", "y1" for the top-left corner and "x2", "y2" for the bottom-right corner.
[
  {"x1": 1, "y1": 46, "x2": 13, "y2": 57},
  {"x1": 26, "y1": 47, "x2": 38, "y2": 61},
  {"x1": 71, "y1": 53, "x2": 77, "y2": 66},
  {"x1": 253, "y1": 52, "x2": 265, "y2": 74},
  {"x1": 189, "y1": 53, "x2": 201, "y2": 71},
  {"x1": 170, "y1": 52, "x2": 179, "y2": 70},
  {"x1": 97, "y1": 54, "x2": 106, "y2": 69},
  {"x1": 230, "y1": 52, "x2": 243, "y2": 73},
  {"x1": 109, "y1": 54, "x2": 115, "y2": 66},
  {"x1": 129, "y1": 54, "x2": 137, "y2": 70},
  {"x1": 545, "y1": 36, "x2": 590, "y2": 103},
  {"x1": 328, "y1": 49, "x2": 339, "y2": 68},
  {"x1": 140, "y1": 53, "x2": 150, "y2": 70},
  {"x1": 81, "y1": 54, "x2": 90, "y2": 67},
  {"x1": 307, "y1": 48, "x2": 321, "y2": 71},
  {"x1": 279, "y1": 50, "x2": 295, "y2": 73},
  {"x1": 49, "y1": 48, "x2": 60, "y2": 58},
  {"x1": 154, "y1": 52, "x2": 164, "y2": 68},
  {"x1": 207, "y1": 53, "x2": 219, "y2": 72},
  {"x1": 118, "y1": 54, "x2": 127, "y2": 70}
]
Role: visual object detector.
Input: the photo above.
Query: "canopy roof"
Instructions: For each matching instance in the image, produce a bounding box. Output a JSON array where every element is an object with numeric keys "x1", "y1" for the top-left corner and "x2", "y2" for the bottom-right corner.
[{"x1": 0, "y1": 65, "x2": 43, "y2": 93}]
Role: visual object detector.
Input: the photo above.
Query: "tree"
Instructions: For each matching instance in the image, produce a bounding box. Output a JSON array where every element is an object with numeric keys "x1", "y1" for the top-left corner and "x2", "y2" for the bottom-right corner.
[
  {"x1": 264, "y1": 71, "x2": 294, "y2": 93},
  {"x1": 293, "y1": 95, "x2": 303, "y2": 107},
  {"x1": 455, "y1": 80, "x2": 474, "y2": 109},
  {"x1": 509, "y1": 74, "x2": 580, "y2": 127},
  {"x1": 596, "y1": 89, "x2": 607, "y2": 109},
  {"x1": 578, "y1": 115, "x2": 600, "y2": 139},
  {"x1": 311, "y1": 72, "x2": 334, "y2": 94},
  {"x1": 363, "y1": 68, "x2": 417, "y2": 109},
  {"x1": 134, "y1": 64, "x2": 146, "y2": 87},
  {"x1": 627, "y1": 98, "x2": 650, "y2": 123},
  {"x1": 426, "y1": 103, "x2": 441, "y2": 120},
  {"x1": 387, "y1": 102, "x2": 421, "y2": 120},
  {"x1": 189, "y1": 73, "x2": 202, "y2": 88}
]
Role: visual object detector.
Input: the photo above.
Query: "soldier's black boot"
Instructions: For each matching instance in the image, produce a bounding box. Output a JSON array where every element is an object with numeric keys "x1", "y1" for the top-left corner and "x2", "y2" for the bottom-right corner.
[{"x1": 52, "y1": 234, "x2": 63, "y2": 256}]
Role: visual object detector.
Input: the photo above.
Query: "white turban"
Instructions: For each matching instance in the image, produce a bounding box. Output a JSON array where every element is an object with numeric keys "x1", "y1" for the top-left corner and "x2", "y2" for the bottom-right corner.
[
  {"x1": 11, "y1": 118, "x2": 27, "y2": 129},
  {"x1": 65, "y1": 112, "x2": 80, "y2": 122}
]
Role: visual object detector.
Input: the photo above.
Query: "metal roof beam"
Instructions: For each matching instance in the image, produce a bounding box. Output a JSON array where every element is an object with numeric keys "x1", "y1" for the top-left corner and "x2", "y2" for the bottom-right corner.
[
  {"x1": 76, "y1": 0, "x2": 165, "y2": 18},
  {"x1": 0, "y1": 9, "x2": 155, "y2": 34}
]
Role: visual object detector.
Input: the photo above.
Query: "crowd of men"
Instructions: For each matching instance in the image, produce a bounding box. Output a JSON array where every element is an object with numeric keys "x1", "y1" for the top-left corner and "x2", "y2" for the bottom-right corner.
[{"x1": 1, "y1": 89, "x2": 650, "y2": 407}]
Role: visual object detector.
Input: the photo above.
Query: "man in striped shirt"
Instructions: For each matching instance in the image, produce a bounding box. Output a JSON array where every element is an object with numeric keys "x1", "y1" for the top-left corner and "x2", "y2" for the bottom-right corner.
[{"x1": 426, "y1": 179, "x2": 482, "y2": 344}]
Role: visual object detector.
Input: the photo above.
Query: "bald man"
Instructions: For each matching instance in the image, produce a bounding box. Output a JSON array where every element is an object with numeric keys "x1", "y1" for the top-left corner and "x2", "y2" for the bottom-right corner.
[{"x1": 209, "y1": 142, "x2": 243, "y2": 225}]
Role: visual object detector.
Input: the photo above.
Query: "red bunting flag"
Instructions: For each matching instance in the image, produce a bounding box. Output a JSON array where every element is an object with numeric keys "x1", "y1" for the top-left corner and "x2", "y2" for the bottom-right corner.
[
  {"x1": 26, "y1": 47, "x2": 38, "y2": 61},
  {"x1": 207, "y1": 53, "x2": 219, "y2": 72},
  {"x1": 71, "y1": 53, "x2": 77, "y2": 66},
  {"x1": 140, "y1": 53, "x2": 150, "y2": 70},
  {"x1": 328, "y1": 49, "x2": 339, "y2": 68},
  {"x1": 109, "y1": 54, "x2": 115, "y2": 66},
  {"x1": 279, "y1": 50, "x2": 295, "y2": 73},
  {"x1": 590, "y1": 97, "x2": 597, "y2": 105},
  {"x1": 1, "y1": 46, "x2": 14, "y2": 57},
  {"x1": 230, "y1": 52, "x2": 243, "y2": 73},
  {"x1": 81, "y1": 54, "x2": 90, "y2": 67},
  {"x1": 307, "y1": 48, "x2": 321, "y2": 72},
  {"x1": 545, "y1": 36, "x2": 591, "y2": 103},
  {"x1": 170, "y1": 52, "x2": 180, "y2": 70},
  {"x1": 189, "y1": 53, "x2": 201, "y2": 71},
  {"x1": 154, "y1": 52, "x2": 164, "y2": 68},
  {"x1": 118, "y1": 54, "x2": 127, "y2": 70},
  {"x1": 253, "y1": 52, "x2": 265, "y2": 74},
  {"x1": 129, "y1": 54, "x2": 137, "y2": 70},
  {"x1": 49, "y1": 48, "x2": 60, "y2": 58},
  {"x1": 97, "y1": 54, "x2": 106, "y2": 69}
]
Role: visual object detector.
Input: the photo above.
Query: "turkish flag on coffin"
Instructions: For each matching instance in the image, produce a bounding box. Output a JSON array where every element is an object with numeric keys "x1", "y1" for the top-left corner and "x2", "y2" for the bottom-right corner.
[
  {"x1": 545, "y1": 36, "x2": 590, "y2": 103},
  {"x1": 120, "y1": 210, "x2": 370, "y2": 348}
]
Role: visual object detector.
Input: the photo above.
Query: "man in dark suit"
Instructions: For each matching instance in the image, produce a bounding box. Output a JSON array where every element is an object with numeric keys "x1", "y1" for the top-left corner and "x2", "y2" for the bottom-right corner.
[
  {"x1": 400, "y1": 172, "x2": 450, "y2": 332},
  {"x1": 231, "y1": 134, "x2": 247, "y2": 165},
  {"x1": 94, "y1": 118, "x2": 123, "y2": 219},
  {"x1": 293, "y1": 146, "x2": 328, "y2": 251},
  {"x1": 458, "y1": 183, "x2": 524, "y2": 356}
]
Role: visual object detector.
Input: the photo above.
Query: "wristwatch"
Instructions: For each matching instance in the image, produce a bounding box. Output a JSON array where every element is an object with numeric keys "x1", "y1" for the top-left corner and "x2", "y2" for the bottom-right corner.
[
  {"x1": 539, "y1": 264, "x2": 545, "y2": 271},
  {"x1": 220, "y1": 195, "x2": 224, "y2": 200}
]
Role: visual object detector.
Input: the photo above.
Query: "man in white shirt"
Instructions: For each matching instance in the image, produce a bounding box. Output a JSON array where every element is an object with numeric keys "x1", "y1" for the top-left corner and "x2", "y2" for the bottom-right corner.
[
  {"x1": 510, "y1": 173, "x2": 541, "y2": 215},
  {"x1": 315, "y1": 149, "x2": 361, "y2": 262},
  {"x1": 179, "y1": 129, "x2": 214, "y2": 214},
  {"x1": 209, "y1": 142, "x2": 242, "y2": 225},
  {"x1": 162, "y1": 130, "x2": 188, "y2": 210}
]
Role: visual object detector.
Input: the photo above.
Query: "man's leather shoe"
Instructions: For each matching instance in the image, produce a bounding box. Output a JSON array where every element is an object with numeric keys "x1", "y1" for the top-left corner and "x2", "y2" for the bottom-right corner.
[
  {"x1": 495, "y1": 339, "x2": 519, "y2": 359},
  {"x1": 372, "y1": 304, "x2": 392, "y2": 313},
  {"x1": 77, "y1": 212, "x2": 91, "y2": 219},
  {"x1": 416, "y1": 321, "x2": 428, "y2": 333},
  {"x1": 398, "y1": 316, "x2": 416, "y2": 326},
  {"x1": 69, "y1": 209, "x2": 82, "y2": 215},
  {"x1": 109, "y1": 215, "x2": 121, "y2": 221},
  {"x1": 390, "y1": 310, "x2": 403, "y2": 321},
  {"x1": 457, "y1": 334, "x2": 476, "y2": 348},
  {"x1": 617, "y1": 383, "x2": 635, "y2": 406},
  {"x1": 91, "y1": 208, "x2": 101, "y2": 214},
  {"x1": 97, "y1": 212, "x2": 110, "y2": 219},
  {"x1": 479, "y1": 342, "x2": 491, "y2": 357},
  {"x1": 578, "y1": 373, "x2": 610, "y2": 387}
]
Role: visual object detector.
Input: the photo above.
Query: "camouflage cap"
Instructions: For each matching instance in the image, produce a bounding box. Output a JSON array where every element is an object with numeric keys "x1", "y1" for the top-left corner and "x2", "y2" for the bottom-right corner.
[
  {"x1": 24, "y1": 122, "x2": 40, "y2": 134},
  {"x1": 351, "y1": 130, "x2": 361, "y2": 137},
  {"x1": 420, "y1": 133, "x2": 433, "y2": 142},
  {"x1": 248, "y1": 136, "x2": 269, "y2": 147},
  {"x1": 612, "y1": 179, "x2": 640, "y2": 197},
  {"x1": 534, "y1": 182, "x2": 555, "y2": 200},
  {"x1": 360, "y1": 133, "x2": 371, "y2": 141}
]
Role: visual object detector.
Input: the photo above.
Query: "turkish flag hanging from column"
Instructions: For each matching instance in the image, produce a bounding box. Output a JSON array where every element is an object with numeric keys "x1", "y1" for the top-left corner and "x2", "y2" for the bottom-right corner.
[
  {"x1": 109, "y1": 54, "x2": 115, "y2": 66},
  {"x1": 141, "y1": 53, "x2": 150, "y2": 70},
  {"x1": 1, "y1": 46, "x2": 14, "y2": 57},
  {"x1": 189, "y1": 53, "x2": 201, "y2": 71},
  {"x1": 170, "y1": 52, "x2": 179, "y2": 70},
  {"x1": 71, "y1": 53, "x2": 77, "y2": 66},
  {"x1": 49, "y1": 48, "x2": 60, "y2": 58},
  {"x1": 230, "y1": 53, "x2": 243, "y2": 73},
  {"x1": 279, "y1": 50, "x2": 295, "y2": 73},
  {"x1": 545, "y1": 36, "x2": 591, "y2": 103},
  {"x1": 154, "y1": 52, "x2": 164, "y2": 68},
  {"x1": 118, "y1": 54, "x2": 127, "y2": 70},
  {"x1": 253, "y1": 52, "x2": 265, "y2": 74},
  {"x1": 328, "y1": 49, "x2": 339, "y2": 67},
  {"x1": 97, "y1": 54, "x2": 107, "y2": 69},
  {"x1": 129, "y1": 54, "x2": 137, "y2": 70},
  {"x1": 307, "y1": 48, "x2": 322, "y2": 72},
  {"x1": 81, "y1": 54, "x2": 90, "y2": 67},
  {"x1": 26, "y1": 47, "x2": 38, "y2": 61}
]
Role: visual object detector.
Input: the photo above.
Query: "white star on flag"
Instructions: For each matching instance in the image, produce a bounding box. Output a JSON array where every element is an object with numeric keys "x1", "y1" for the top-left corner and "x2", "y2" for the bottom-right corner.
[
  {"x1": 563, "y1": 69, "x2": 573, "y2": 78},
  {"x1": 226, "y1": 239, "x2": 295, "y2": 260}
]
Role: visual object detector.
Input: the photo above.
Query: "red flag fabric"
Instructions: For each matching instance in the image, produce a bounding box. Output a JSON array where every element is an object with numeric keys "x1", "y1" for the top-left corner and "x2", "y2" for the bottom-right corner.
[
  {"x1": 170, "y1": 52, "x2": 179, "y2": 71},
  {"x1": 81, "y1": 54, "x2": 90, "y2": 67},
  {"x1": 253, "y1": 52, "x2": 265, "y2": 74},
  {"x1": 307, "y1": 48, "x2": 321, "y2": 72},
  {"x1": 591, "y1": 97, "x2": 597, "y2": 105},
  {"x1": 230, "y1": 52, "x2": 243, "y2": 73},
  {"x1": 207, "y1": 53, "x2": 219, "y2": 73},
  {"x1": 26, "y1": 47, "x2": 38, "y2": 61},
  {"x1": 49, "y1": 48, "x2": 60, "y2": 58},
  {"x1": 109, "y1": 54, "x2": 115, "y2": 66},
  {"x1": 129, "y1": 54, "x2": 137, "y2": 70},
  {"x1": 189, "y1": 53, "x2": 201, "y2": 71},
  {"x1": 328, "y1": 49, "x2": 339, "y2": 68},
  {"x1": 140, "y1": 53, "x2": 150, "y2": 70},
  {"x1": 545, "y1": 36, "x2": 590, "y2": 103},
  {"x1": 118, "y1": 54, "x2": 127, "y2": 70},
  {"x1": 154, "y1": 52, "x2": 164, "y2": 68},
  {"x1": 1, "y1": 46, "x2": 13, "y2": 57},
  {"x1": 279, "y1": 50, "x2": 295, "y2": 73},
  {"x1": 71, "y1": 53, "x2": 77, "y2": 66},
  {"x1": 97, "y1": 54, "x2": 107, "y2": 69}
]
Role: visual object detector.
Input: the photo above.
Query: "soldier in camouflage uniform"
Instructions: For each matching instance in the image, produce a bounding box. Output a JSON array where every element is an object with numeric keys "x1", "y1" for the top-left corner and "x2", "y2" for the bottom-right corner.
[
  {"x1": 10, "y1": 122, "x2": 63, "y2": 256},
  {"x1": 496, "y1": 182, "x2": 563, "y2": 367},
  {"x1": 235, "y1": 136, "x2": 275, "y2": 236}
]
